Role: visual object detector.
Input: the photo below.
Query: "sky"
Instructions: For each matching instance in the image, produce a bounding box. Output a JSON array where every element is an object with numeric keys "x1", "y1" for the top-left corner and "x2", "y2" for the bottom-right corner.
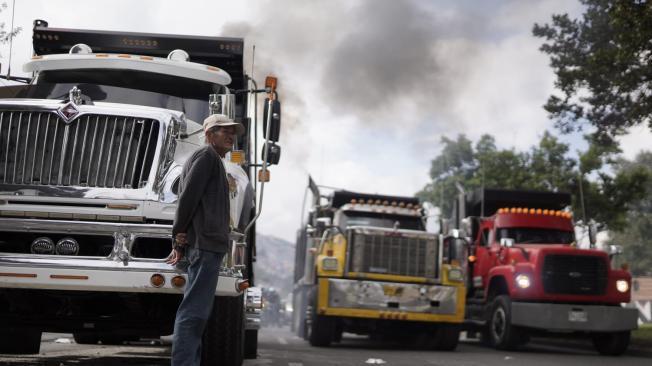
[{"x1": 1, "y1": 0, "x2": 650, "y2": 242}]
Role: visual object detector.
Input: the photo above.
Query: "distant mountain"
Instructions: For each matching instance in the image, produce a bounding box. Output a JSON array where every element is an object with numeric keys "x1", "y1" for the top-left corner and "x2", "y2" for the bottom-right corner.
[{"x1": 253, "y1": 234, "x2": 295, "y2": 299}]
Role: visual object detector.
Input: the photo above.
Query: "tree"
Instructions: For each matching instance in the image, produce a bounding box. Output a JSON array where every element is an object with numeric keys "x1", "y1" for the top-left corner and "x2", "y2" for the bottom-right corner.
[
  {"x1": 610, "y1": 152, "x2": 652, "y2": 276},
  {"x1": 417, "y1": 132, "x2": 649, "y2": 231},
  {"x1": 533, "y1": 0, "x2": 652, "y2": 146}
]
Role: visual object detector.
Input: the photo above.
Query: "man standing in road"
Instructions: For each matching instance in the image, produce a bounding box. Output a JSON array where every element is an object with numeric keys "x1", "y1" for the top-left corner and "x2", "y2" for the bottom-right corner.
[{"x1": 166, "y1": 113, "x2": 245, "y2": 366}]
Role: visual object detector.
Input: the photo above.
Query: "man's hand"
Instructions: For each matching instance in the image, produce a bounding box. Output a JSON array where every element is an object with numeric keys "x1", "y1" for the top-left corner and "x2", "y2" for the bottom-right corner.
[{"x1": 166, "y1": 248, "x2": 184, "y2": 265}]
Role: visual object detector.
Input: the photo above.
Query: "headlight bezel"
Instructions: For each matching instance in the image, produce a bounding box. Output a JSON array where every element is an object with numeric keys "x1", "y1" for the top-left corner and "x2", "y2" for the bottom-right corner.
[
  {"x1": 515, "y1": 274, "x2": 531, "y2": 289},
  {"x1": 616, "y1": 279, "x2": 629, "y2": 293}
]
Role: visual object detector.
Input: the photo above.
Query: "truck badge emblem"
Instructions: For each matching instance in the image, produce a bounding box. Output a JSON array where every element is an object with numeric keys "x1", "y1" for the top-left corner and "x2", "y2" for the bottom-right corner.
[
  {"x1": 382, "y1": 285, "x2": 403, "y2": 297},
  {"x1": 569, "y1": 271, "x2": 582, "y2": 278},
  {"x1": 57, "y1": 101, "x2": 80, "y2": 123}
]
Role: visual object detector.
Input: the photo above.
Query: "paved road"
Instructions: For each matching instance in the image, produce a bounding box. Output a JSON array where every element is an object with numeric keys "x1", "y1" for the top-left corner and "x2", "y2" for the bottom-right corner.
[{"x1": 0, "y1": 327, "x2": 650, "y2": 365}]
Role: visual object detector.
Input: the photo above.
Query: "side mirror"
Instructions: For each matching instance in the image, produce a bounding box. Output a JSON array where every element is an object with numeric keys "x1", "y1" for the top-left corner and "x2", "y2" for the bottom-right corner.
[
  {"x1": 451, "y1": 229, "x2": 461, "y2": 239},
  {"x1": 262, "y1": 142, "x2": 281, "y2": 165},
  {"x1": 315, "y1": 217, "x2": 331, "y2": 235},
  {"x1": 263, "y1": 99, "x2": 281, "y2": 142},
  {"x1": 500, "y1": 238, "x2": 514, "y2": 248},
  {"x1": 608, "y1": 244, "x2": 623, "y2": 257},
  {"x1": 305, "y1": 225, "x2": 316, "y2": 236}
]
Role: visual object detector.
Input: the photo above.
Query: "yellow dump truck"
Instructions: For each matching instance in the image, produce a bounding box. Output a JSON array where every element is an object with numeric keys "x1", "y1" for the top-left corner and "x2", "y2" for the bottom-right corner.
[{"x1": 292, "y1": 179, "x2": 465, "y2": 349}]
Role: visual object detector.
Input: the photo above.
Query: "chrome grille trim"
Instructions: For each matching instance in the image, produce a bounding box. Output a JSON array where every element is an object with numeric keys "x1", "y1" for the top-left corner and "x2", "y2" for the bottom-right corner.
[
  {"x1": 347, "y1": 227, "x2": 439, "y2": 279},
  {"x1": 0, "y1": 111, "x2": 159, "y2": 189}
]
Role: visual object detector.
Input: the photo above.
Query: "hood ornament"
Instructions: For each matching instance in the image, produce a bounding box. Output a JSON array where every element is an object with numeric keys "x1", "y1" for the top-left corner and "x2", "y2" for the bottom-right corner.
[{"x1": 57, "y1": 86, "x2": 83, "y2": 123}]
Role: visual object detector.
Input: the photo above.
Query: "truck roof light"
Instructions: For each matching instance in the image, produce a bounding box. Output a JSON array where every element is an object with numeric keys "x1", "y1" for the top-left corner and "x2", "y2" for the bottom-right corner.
[
  {"x1": 391, "y1": 201, "x2": 397, "y2": 207},
  {"x1": 406, "y1": 203, "x2": 413, "y2": 208},
  {"x1": 167, "y1": 49, "x2": 190, "y2": 62},
  {"x1": 383, "y1": 200, "x2": 389, "y2": 206},
  {"x1": 367, "y1": 199, "x2": 374, "y2": 204},
  {"x1": 399, "y1": 202, "x2": 405, "y2": 208},
  {"x1": 95, "y1": 54, "x2": 109, "y2": 58},
  {"x1": 375, "y1": 199, "x2": 381, "y2": 205},
  {"x1": 536, "y1": 209, "x2": 542, "y2": 214},
  {"x1": 117, "y1": 54, "x2": 132, "y2": 58},
  {"x1": 529, "y1": 208, "x2": 536, "y2": 214}
]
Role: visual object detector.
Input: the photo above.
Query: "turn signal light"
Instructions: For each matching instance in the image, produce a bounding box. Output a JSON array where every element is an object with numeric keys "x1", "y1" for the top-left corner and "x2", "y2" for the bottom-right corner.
[
  {"x1": 236, "y1": 280, "x2": 250, "y2": 292},
  {"x1": 150, "y1": 274, "x2": 165, "y2": 288},
  {"x1": 171, "y1": 275, "x2": 186, "y2": 288},
  {"x1": 258, "y1": 169, "x2": 270, "y2": 182}
]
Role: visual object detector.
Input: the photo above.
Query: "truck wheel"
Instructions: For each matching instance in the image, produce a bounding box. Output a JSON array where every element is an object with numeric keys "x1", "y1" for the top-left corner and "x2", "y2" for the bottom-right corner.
[
  {"x1": 591, "y1": 331, "x2": 630, "y2": 356},
  {"x1": 0, "y1": 328, "x2": 41, "y2": 354},
  {"x1": 73, "y1": 333, "x2": 99, "y2": 345},
  {"x1": 244, "y1": 329, "x2": 258, "y2": 359},
  {"x1": 487, "y1": 295, "x2": 522, "y2": 350},
  {"x1": 433, "y1": 324, "x2": 461, "y2": 351},
  {"x1": 307, "y1": 290, "x2": 334, "y2": 347},
  {"x1": 202, "y1": 295, "x2": 245, "y2": 366}
]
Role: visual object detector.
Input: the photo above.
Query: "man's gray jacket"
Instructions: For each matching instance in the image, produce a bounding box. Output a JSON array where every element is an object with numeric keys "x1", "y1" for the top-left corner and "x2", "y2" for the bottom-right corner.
[{"x1": 172, "y1": 146, "x2": 230, "y2": 253}]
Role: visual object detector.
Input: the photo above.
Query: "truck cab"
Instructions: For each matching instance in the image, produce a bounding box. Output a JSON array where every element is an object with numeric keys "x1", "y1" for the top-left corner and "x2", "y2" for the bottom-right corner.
[
  {"x1": 457, "y1": 189, "x2": 638, "y2": 355},
  {"x1": 0, "y1": 21, "x2": 281, "y2": 365},
  {"x1": 293, "y1": 181, "x2": 466, "y2": 350}
]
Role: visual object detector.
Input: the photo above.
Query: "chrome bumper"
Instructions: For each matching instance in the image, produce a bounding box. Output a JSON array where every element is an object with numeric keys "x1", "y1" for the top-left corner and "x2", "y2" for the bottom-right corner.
[
  {"x1": 511, "y1": 302, "x2": 639, "y2": 332},
  {"x1": 327, "y1": 278, "x2": 458, "y2": 315},
  {"x1": 0, "y1": 255, "x2": 241, "y2": 296}
]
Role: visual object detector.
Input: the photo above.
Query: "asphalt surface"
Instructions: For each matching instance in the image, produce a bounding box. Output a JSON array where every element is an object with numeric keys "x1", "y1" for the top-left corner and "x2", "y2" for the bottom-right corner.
[{"x1": 0, "y1": 327, "x2": 650, "y2": 365}]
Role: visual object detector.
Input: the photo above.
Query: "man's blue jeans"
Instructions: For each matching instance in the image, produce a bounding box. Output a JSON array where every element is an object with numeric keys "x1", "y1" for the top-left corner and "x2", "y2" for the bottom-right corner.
[{"x1": 171, "y1": 247, "x2": 224, "y2": 366}]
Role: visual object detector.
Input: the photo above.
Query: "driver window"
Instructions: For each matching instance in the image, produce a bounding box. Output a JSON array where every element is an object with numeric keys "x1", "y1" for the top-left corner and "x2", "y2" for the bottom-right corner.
[{"x1": 480, "y1": 228, "x2": 490, "y2": 246}]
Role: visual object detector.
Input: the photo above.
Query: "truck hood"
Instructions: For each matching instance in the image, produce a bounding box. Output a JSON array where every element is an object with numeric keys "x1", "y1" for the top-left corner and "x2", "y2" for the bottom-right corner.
[{"x1": 507, "y1": 244, "x2": 609, "y2": 265}]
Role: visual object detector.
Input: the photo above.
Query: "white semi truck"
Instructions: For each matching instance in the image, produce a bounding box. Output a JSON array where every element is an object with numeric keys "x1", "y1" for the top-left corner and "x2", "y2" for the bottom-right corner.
[{"x1": 0, "y1": 20, "x2": 281, "y2": 366}]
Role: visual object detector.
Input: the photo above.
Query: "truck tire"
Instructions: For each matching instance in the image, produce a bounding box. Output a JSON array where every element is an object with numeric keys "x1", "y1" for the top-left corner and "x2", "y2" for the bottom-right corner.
[
  {"x1": 308, "y1": 313, "x2": 335, "y2": 347},
  {"x1": 72, "y1": 333, "x2": 99, "y2": 345},
  {"x1": 432, "y1": 324, "x2": 461, "y2": 351},
  {"x1": 487, "y1": 295, "x2": 523, "y2": 350},
  {"x1": 0, "y1": 328, "x2": 41, "y2": 354},
  {"x1": 201, "y1": 295, "x2": 245, "y2": 366},
  {"x1": 244, "y1": 329, "x2": 258, "y2": 359},
  {"x1": 591, "y1": 331, "x2": 630, "y2": 356}
]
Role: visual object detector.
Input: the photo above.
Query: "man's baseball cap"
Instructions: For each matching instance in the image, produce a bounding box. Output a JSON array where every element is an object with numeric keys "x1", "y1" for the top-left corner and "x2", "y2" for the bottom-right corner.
[{"x1": 203, "y1": 114, "x2": 245, "y2": 136}]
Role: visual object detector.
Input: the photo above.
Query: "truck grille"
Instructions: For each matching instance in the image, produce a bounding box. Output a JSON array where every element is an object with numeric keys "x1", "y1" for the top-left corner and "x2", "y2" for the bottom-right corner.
[
  {"x1": 0, "y1": 111, "x2": 159, "y2": 189},
  {"x1": 348, "y1": 228, "x2": 439, "y2": 278},
  {"x1": 542, "y1": 254, "x2": 608, "y2": 295}
]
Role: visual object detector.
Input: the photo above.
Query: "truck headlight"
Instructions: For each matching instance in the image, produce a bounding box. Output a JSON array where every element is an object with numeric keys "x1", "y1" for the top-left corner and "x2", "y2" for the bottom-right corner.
[
  {"x1": 447, "y1": 268, "x2": 464, "y2": 282},
  {"x1": 322, "y1": 257, "x2": 339, "y2": 271},
  {"x1": 515, "y1": 274, "x2": 531, "y2": 289},
  {"x1": 616, "y1": 280, "x2": 629, "y2": 293}
]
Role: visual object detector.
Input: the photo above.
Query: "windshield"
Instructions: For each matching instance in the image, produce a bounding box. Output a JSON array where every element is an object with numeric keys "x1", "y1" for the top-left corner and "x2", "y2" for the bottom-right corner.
[
  {"x1": 339, "y1": 211, "x2": 424, "y2": 231},
  {"x1": 496, "y1": 227, "x2": 575, "y2": 244},
  {"x1": 0, "y1": 69, "x2": 223, "y2": 122}
]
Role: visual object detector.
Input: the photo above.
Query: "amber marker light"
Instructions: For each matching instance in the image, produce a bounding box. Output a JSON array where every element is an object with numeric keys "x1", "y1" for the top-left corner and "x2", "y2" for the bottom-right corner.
[
  {"x1": 258, "y1": 169, "x2": 270, "y2": 182},
  {"x1": 236, "y1": 280, "x2": 250, "y2": 292},
  {"x1": 117, "y1": 54, "x2": 132, "y2": 58},
  {"x1": 230, "y1": 150, "x2": 245, "y2": 165},
  {"x1": 139, "y1": 56, "x2": 154, "y2": 61},
  {"x1": 536, "y1": 209, "x2": 542, "y2": 214},
  {"x1": 265, "y1": 76, "x2": 278, "y2": 93},
  {"x1": 171, "y1": 275, "x2": 186, "y2": 288},
  {"x1": 50, "y1": 274, "x2": 88, "y2": 280},
  {"x1": 150, "y1": 274, "x2": 165, "y2": 288},
  {"x1": 468, "y1": 255, "x2": 477, "y2": 263},
  {"x1": 107, "y1": 204, "x2": 137, "y2": 210}
]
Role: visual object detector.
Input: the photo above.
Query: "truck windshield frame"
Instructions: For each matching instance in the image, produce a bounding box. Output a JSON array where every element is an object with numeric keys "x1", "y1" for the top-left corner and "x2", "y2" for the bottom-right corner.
[
  {"x1": 496, "y1": 227, "x2": 575, "y2": 245},
  {"x1": 339, "y1": 211, "x2": 424, "y2": 231}
]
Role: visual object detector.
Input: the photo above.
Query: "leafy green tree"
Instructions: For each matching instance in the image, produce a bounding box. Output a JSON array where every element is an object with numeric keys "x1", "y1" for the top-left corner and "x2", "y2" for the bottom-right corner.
[
  {"x1": 533, "y1": 0, "x2": 652, "y2": 146},
  {"x1": 417, "y1": 132, "x2": 649, "y2": 231},
  {"x1": 610, "y1": 152, "x2": 652, "y2": 275}
]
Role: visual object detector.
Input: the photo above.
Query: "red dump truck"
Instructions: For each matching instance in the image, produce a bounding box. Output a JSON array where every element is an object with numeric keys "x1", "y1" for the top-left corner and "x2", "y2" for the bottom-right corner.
[{"x1": 449, "y1": 188, "x2": 638, "y2": 355}]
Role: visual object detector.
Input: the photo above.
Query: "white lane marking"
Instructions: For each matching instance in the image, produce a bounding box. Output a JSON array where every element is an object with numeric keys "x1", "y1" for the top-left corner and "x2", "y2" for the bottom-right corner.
[
  {"x1": 278, "y1": 337, "x2": 288, "y2": 345},
  {"x1": 365, "y1": 359, "x2": 386, "y2": 364}
]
